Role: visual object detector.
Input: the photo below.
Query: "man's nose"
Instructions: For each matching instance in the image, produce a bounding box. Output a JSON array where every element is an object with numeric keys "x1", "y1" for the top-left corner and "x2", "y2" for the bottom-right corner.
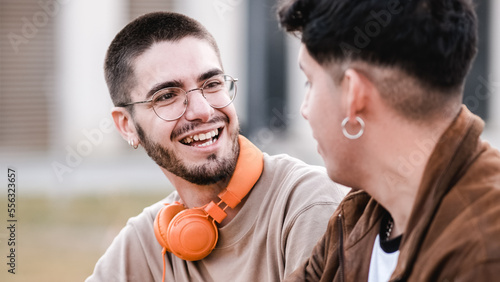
[
  {"x1": 300, "y1": 92, "x2": 310, "y2": 120},
  {"x1": 183, "y1": 89, "x2": 214, "y2": 122}
]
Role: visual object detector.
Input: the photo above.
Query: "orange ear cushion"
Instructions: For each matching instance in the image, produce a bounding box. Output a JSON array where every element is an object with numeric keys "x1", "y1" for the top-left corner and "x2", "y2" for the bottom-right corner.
[
  {"x1": 167, "y1": 208, "x2": 218, "y2": 261},
  {"x1": 154, "y1": 203, "x2": 186, "y2": 253}
]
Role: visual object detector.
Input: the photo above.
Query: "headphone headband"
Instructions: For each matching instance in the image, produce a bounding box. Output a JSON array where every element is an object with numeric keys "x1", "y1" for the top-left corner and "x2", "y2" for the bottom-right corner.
[
  {"x1": 218, "y1": 135, "x2": 264, "y2": 208},
  {"x1": 203, "y1": 135, "x2": 264, "y2": 223}
]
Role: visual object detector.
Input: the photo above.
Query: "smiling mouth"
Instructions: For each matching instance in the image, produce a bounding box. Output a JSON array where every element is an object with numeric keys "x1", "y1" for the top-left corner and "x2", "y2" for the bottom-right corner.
[{"x1": 179, "y1": 128, "x2": 221, "y2": 147}]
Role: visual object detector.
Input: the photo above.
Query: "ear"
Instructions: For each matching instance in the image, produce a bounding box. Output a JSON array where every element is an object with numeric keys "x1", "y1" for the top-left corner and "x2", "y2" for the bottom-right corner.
[
  {"x1": 111, "y1": 107, "x2": 139, "y2": 144},
  {"x1": 342, "y1": 69, "x2": 376, "y2": 121}
]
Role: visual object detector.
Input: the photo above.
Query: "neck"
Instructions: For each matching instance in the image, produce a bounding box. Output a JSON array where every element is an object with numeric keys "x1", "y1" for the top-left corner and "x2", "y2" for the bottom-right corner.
[
  {"x1": 161, "y1": 168, "x2": 241, "y2": 227},
  {"x1": 364, "y1": 113, "x2": 457, "y2": 238},
  {"x1": 161, "y1": 169, "x2": 228, "y2": 208}
]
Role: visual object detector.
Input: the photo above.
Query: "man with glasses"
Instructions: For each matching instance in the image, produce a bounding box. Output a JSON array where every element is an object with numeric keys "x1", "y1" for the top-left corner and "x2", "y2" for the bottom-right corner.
[{"x1": 86, "y1": 12, "x2": 347, "y2": 281}]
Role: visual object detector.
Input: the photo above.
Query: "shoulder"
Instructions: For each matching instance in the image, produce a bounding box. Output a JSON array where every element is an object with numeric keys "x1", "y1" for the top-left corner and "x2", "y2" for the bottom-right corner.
[
  {"x1": 261, "y1": 153, "x2": 349, "y2": 203},
  {"x1": 443, "y1": 139, "x2": 500, "y2": 222},
  {"x1": 423, "y1": 142, "x2": 500, "y2": 272},
  {"x1": 462, "y1": 140, "x2": 500, "y2": 185},
  {"x1": 451, "y1": 140, "x2": 500, "y2": 220},
  {"x1": 262, "y1": 153, "x2": 339, "y2": 187},
  {"x1": 263, "y1": 153, "x2": 325, "y2": 175},
  {"x1": 86, "y1": 192, "x2": 180, "y2": 281},
  {"x1": 257, "y1": 153, "x2": 349, "y2": 230},
  {"x1": 125, "y1": 191, "x2": 181, "y2": 234},
  {"x1": 107, "y1": 191, "x2": 181, "y2": 258}
]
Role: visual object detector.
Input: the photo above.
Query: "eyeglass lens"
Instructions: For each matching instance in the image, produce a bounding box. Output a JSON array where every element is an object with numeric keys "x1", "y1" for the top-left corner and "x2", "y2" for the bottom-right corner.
[{"x1": 151, "y1": 74, "x2": 236, "y2": 121}]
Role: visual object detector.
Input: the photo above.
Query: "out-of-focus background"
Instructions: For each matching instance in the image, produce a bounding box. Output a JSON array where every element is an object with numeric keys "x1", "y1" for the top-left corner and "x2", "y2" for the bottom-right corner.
[{"x1": 0, "y1": 0, "x2": 498, "y2": 281}]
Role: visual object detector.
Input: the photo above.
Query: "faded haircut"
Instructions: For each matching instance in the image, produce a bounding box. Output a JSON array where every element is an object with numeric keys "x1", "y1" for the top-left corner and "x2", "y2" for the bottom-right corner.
[
  {"x1": 104, "y1": 12, "x2": 222, "y2": 108},
  {"x1": 278, "y1": 0, "x2": 478, "y2": 120}
]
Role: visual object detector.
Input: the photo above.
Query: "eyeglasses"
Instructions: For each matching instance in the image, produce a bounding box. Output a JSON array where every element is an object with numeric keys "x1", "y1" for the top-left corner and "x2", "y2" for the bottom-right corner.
[{"x1": 118, "y1": 74, "x2": 237, "y2": 121}]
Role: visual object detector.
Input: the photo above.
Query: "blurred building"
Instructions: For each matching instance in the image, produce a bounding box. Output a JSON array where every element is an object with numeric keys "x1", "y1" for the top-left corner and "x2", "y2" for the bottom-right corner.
[{"x1": 0, "y1": 0, "x2": 499, "y2": 195}]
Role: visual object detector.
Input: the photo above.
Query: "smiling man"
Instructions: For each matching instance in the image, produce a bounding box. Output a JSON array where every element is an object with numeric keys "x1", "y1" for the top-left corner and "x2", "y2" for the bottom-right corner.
[{"x1": 86, "y1": 12, "x2": 347, "y2": 282}]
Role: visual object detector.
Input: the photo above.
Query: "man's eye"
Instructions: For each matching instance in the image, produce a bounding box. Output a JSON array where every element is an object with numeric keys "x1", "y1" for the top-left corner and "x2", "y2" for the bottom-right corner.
[
  {"x1": 154, "y1": 89, "x2": 181, "y2": 104},
  {"x1": 157, "y1": 93, "x2": 174, "y2": 101},
  {"x1": 205, "y1": 81, "x2": 223, "y2": 89}
]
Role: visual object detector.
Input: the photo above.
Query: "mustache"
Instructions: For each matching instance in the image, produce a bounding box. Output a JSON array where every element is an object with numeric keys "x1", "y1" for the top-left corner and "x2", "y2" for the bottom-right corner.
[{"x1": 171, "y1": 115, "x2": 229, "y2": 139}]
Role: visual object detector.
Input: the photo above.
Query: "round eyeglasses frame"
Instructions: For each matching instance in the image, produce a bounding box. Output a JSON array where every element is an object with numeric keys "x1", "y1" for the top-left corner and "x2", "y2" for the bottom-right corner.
[{"x1": 118, "y1": 74, "x2": 237, "y2": 121}]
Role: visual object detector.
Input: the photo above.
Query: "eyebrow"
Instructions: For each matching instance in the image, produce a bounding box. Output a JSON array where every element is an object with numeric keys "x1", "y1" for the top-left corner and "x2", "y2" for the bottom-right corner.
[
  {"x1": 145, "y1": 68, "x2": 224, "y2": 99},
  {"x1": 198, "y1": 68, "x2": 224, "y2": 82},
  {"x1": 146, "y1": 80, "x2": 183, "y2": 99}
]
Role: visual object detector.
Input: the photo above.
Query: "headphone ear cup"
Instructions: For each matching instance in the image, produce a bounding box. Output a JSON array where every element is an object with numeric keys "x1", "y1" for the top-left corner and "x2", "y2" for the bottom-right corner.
[
  {"x1": 154, "y1": 203, "x2": 186, "y2": 253},
  {"x1": 167, "y1": 208, "x2": 218, "y2": 261}
]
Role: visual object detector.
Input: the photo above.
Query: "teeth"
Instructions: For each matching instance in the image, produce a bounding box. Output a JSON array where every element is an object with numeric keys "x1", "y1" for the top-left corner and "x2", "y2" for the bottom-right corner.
[
  {"x1": 181, "y1": 129, "x2": 219, "y2": 145},
  {"x1": 197, "y1": 139, "x2": 214, "y2": 147}
]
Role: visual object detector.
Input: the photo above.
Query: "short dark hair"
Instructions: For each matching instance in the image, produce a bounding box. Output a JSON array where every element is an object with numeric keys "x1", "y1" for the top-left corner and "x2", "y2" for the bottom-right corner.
[
  {"x1": 278, "y1": 0, "x2": 478, "y2": 95},
  {"x1": 105, "y1": 12, "x2": 221, "y2": 107}
]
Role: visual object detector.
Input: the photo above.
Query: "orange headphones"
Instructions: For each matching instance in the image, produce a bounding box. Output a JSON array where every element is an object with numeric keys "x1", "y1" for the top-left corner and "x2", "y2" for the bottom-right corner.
[{"x1": 153, "y1": 135, "x2": 264, "y2": 264}]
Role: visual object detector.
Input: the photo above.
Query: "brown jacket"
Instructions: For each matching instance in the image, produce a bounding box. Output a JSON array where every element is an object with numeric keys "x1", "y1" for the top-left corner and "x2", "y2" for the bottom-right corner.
[{"x1": 286, "y1": 106, "x2": 500, "y2": 281}]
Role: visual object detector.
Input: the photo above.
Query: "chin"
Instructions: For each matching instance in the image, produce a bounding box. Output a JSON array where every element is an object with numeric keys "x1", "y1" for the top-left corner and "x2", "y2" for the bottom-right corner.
[{"x1": 326, "y1": 166, "x2": 350, "y2": 187}]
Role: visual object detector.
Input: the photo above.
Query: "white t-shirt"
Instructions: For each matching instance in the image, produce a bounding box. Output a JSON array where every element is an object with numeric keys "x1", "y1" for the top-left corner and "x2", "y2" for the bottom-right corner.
[{"x1": 368, "y1": 234, "x2": 400, "y2": 282}]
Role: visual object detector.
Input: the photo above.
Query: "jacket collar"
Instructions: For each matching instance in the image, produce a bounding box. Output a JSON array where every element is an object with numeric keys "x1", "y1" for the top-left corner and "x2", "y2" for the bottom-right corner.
[{"x1": 392, "y1": 105, "x2": 484, "y2": 279}]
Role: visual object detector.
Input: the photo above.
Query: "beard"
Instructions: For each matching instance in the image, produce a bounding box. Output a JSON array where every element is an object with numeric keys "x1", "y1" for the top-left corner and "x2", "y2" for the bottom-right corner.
[{"x1": 135, "y1": 119, "x2": 240, "y2": 186}]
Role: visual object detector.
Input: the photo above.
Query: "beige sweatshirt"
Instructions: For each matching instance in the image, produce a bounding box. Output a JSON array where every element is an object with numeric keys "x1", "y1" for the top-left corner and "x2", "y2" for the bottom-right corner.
[{"x1": 86, "y1": 153, "x2": 348, "y2": 281}]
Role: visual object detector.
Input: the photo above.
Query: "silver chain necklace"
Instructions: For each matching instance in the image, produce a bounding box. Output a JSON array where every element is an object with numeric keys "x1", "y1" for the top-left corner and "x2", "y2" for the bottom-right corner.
[{"x1": 384, "y1": 216, "x2": 394, "y2": 241}]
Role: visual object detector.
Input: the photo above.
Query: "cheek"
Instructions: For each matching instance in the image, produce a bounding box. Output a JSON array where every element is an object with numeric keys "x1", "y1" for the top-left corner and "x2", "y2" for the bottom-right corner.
[
  {"x1": 225, "y1": 105, "x2": 238, "y2": 120},
  {"x1": 308, "y1": 89, "x2": 337, "y2": 127},
  {"x1": 220, "y1": 105, "x2": 239, "y2": 128},
  {"x1": 138, "y1": 115, "x2": 177, "y2": 142},
  {"x1": 310, "y1": 90, "x2": 345, "y2": 149}
]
